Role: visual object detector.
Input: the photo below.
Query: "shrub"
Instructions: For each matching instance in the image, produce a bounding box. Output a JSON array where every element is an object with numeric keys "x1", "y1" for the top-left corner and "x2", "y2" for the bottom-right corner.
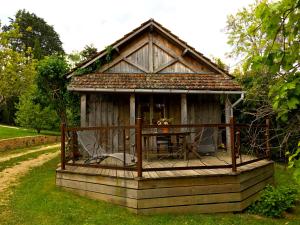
[{"x1": 247, "y1": 185, "x2": 298, "y2": 218}]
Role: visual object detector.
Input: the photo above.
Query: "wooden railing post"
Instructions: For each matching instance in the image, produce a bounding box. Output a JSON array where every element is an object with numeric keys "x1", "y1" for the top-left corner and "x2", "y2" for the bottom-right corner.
[
  {"x1": 230, "y1": 117, "x2": 237, "y2": 172},
  {"x1": 61, "y1": 123, "x2": 66, "y2": 170},
  {"x1": 265, "y1": 118, "x2": 271, "y2": 159},
  {"x1": 71, "y1": 131, "x2": 78, "y2": 163},
  {"x1": 136, "y1": 118, "x2": 143, "y2": 178}
]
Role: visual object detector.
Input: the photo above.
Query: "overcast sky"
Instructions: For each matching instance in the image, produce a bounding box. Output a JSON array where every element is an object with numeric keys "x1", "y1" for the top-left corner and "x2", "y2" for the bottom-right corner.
[{"x1": 1, "y1": 0, "x2": 254, "y2": 69}]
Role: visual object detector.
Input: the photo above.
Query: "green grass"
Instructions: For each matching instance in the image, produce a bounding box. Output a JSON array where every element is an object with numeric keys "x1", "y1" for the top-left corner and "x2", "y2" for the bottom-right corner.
[
  {"x1": 0, "y1": 147, "x2": 59, "y2": 172},
  {"x1": 1, "y1": 160, "x2": 299, "y2": 225},
  {"x1": 0, "y1": 124, "x2": 59, "y2": 140}
]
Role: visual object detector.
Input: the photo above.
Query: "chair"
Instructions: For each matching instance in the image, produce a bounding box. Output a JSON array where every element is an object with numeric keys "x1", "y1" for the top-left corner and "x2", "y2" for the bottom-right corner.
[
  {"x1": 156, "y1": 134, "x2": 172, "y2": 155},
  {"x1": 192, "y1": 127, "x2": 217, "y2": 156},
  {"x1": 77, "y1": 130, "x2": 136, "y2": 166}
]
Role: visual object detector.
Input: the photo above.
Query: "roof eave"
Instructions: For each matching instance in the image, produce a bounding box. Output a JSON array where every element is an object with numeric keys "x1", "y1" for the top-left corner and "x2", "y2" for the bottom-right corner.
[{"x1": 67, "y1": 86, "x2": 244, "y2": 94}]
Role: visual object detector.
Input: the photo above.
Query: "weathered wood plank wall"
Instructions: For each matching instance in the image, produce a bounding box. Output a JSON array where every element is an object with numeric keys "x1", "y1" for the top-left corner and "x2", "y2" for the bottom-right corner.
[{"x1": 100, "y1": 30, "x2": 215, "y2": 74}]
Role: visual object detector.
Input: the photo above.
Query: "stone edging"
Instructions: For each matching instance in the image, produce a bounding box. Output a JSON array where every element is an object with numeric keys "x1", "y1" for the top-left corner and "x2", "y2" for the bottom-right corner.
[{"x1": 0, "y1": 135, "x2": 60, "y2": 151}]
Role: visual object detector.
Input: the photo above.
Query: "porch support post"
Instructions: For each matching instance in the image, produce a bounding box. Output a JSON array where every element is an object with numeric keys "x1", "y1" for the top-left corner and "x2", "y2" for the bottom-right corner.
[
  {"x1": 225, "y1": 95, "x2": 232, "y2": 155},
  {"x1": 181, "y1": 94, "x2": 188, "y2": 126},
  {"x1": 80, "y1": 94, "x2": 87, "y2": 127},
  {"x1": 149, "y1": 95, "x2": 154, "y2": 125},
  {"x1": 130, "y1": 93, "x2": 136, "y2": 152}
]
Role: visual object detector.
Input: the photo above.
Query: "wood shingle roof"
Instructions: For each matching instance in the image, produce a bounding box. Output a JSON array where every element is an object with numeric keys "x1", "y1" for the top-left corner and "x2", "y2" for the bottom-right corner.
[{"x1": 69, "y1": 73, "x2": 242, "y2": 92}]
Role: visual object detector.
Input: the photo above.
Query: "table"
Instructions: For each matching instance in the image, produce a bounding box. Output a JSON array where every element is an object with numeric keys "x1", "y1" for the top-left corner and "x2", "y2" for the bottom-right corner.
[{"x1": 142, "y1": 132, "x2": 190, "y2": 160}]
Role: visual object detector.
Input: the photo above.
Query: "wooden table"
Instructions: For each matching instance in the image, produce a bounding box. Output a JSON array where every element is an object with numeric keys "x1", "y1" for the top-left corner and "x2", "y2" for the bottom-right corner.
[{"x1": 142, "y1": 132, "x2": 190, "y2": 160}]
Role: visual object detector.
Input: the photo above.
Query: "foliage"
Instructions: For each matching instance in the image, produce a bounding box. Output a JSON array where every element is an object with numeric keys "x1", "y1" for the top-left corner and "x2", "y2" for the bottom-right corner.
[
  {"x1": 287, "y1": 141, "x2": 300, "y2": 184},
  {"x1": 0, "y1": 22, "x2": 36, "y2": 105},
  {"x1": 67, "y1": 44, "x2": 98, "y2": 69},
  {"x1": 212, "y1": 57, "x2": 228, "y2": 71},
  {"x1": 81, "y1": 44, "x2": 97, "y2": 60},
  {"x1": 36, "y1": 55, "x2": 69, "y2": 124},
  {"x1": 73, "y1": 45, "x2": 114, "y2": 76},
  {"x1": 226, "y1": 0, "x2": 300, "y2": 160},
  {"x1": 15, "y1": 86, "x2": 59, "y2": 133},
  {"x1": 3, "y1": 9, "x2": 64, "y2": 59},
  {"x1": 247, "y1": 185, "x2": 298, "y2": 218},
  {"x1": 269, "y1": 75, "x2": 300, "y2": 122}
]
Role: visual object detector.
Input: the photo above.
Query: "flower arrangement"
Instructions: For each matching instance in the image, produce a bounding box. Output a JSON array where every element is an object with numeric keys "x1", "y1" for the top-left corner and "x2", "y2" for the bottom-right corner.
[{"x1": 157, "y1": 118, "x2": 173, "y2": 125}]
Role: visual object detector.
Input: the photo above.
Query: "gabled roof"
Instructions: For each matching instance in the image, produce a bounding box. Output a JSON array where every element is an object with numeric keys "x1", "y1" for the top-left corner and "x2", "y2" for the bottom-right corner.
[
  {"x1": 68, "y1": 19, "x2": 242, "y2": 93},
  {"x1": 67, "y1": 19, "x2": 231, "y2": 77}
]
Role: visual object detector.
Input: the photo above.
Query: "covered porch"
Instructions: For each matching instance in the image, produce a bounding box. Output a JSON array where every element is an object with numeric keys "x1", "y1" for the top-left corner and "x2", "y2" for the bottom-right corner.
[{"x1": 56, "y1": 117, "x2": 273, "y2": 214}]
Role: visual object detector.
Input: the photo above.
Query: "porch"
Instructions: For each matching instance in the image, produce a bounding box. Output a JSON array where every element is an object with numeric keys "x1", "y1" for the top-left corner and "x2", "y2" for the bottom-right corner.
[{"x1": 56, "y1": 119, "x2": 274, "y2": 214}]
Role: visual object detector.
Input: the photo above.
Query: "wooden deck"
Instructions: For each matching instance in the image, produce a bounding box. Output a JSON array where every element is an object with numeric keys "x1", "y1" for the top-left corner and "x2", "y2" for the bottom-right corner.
[
  {"x1": 61, "y1": 153, "x2": 262, "y2": 179},
  {"x1": 56, "y1": 154, "x2": 274, "y2": 214}
]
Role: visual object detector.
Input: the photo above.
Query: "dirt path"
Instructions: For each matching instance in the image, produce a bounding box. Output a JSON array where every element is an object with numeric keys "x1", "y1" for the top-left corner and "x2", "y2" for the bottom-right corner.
[
  {"x1": 0, "y1": 143, "x2": 60, "y2": 163},
  {"x1": 0, "y1": 151, "x2": 59, "y2": 193}
]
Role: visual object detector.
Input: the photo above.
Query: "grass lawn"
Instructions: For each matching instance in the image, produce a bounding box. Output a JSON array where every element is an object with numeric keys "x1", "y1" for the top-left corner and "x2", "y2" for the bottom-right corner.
[
  {"x1": 1, "y1": 159, "x2": 299, "y2": 225},
  {"x1": 0, "y1": 124, "x2": 59, "y2": 140}
]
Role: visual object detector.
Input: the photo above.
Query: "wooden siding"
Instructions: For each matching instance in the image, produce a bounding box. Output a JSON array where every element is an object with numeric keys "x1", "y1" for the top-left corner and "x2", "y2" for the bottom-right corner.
[
  {"x1": 84, "y1": 93, "x2": 222, "y2": 151},
  {"x1": 56, "y1": 161, "x2": 274, "y2": 214},
  {"x1": 100, "y1": 30, "x2": 214, "y2": 74},
  {"x1": 86, "y1": 93, "x2": 130, "y2": 152}
]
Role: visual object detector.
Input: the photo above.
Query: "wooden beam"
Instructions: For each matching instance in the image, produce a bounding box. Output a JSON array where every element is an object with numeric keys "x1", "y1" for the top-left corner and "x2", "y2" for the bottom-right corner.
[
  {"x1": 130, "y1": 94, "x2": 136, "y2": 152},
  {"x1": 80, "y1": 94, "x2": 87, "y2": 127},
  {"x1": 149, "y1": 32, "x2": 154, "y2": 73},
  {"x1": 153, "y1": 58, "x2": 178, "y2": 73},
  {"x1": 181, "y1": 93, "x2": 188, "y2": 125},
  {"x1": 152, "y1": 23, "x2": 228, "y2": 76},
  {"x1": 182, "y1": 48, "x2": 189, "y2": 56},
  {"x1": 153, "y1": 41, "x2": 196, "y2": 73},
  {"x1": 225, "y1": 95, "x2": 232, "y2": 155},
  {"x1": 115, "y1": 47, "x2": 120, "y2": 54},
  {"x1": 149, "y1": 95, "x2": 153, "y2": 125},
  {"x1": 79, "y1": 23, "x2": 152, "y2": 71},
  {"x1": 123, "y1": 58, "x2": 149, "y2": 73},
  {"x1": 100, "y1": 41, "x2": 148, "y2": 72}
]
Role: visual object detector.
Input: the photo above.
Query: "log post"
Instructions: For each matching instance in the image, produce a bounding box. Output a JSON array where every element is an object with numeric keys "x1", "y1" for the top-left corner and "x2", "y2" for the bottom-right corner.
[
  {"x1": 130, "y1": 93, "x2": 135, "y2": 151},
  {"x1": 136, "y1": 118, "x2": 143, "y2": 178},
  {"x1": 80, "y1": 94, "x2": 86, "y2": 127},
  {"x1": 181, "y1": 93, "x2": 187, "y2": 132},
  {"x1": 230, "y1": 117, "x2": 237, "y2": 172},
  {"x1": 225, "y1": 95, "x2": 232, "y2": 155},
  {"x1": 265, "y1": 118, "x2": 271, "y2": 159},
  {"x1": 61, "y1": 123, "x2": 66, "y2": 170},
  {"x1": 71, "y1": 131, "x2": 78, "y2": 163}
]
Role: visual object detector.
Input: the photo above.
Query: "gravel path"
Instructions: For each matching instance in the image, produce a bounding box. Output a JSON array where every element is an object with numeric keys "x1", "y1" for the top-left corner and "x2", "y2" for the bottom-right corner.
[
  {"x1": 0, "y1": 150, "x2": 59, "y2": 193},
  {"x1": 0, "y1": 143, "x2": 60, "y2": 163}
]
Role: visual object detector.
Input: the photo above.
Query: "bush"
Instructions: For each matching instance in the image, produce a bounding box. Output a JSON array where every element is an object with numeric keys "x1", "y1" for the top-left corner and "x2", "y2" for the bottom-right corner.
[{"x1": 247, "y1": 185, "x2": 298, "y2": 218}]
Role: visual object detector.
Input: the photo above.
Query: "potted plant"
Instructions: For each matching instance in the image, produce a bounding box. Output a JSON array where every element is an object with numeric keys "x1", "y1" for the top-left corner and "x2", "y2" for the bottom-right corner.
[{"x1": 157, "y1": 118, "x2": 173, "y2": 133}]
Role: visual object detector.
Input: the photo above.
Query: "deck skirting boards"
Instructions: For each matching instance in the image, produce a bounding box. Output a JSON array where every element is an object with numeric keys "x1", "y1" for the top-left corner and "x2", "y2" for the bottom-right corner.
[{"x1": 56, "y1": 162, "x2": 274, "y2": 214}]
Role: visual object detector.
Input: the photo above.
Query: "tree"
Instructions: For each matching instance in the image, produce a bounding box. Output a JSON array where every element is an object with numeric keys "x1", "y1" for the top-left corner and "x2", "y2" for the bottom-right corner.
[
  {"x1": 15, "y1": 86, "x2": 59, "y2": 133},
  {"x1": 226, "y1": 0, "x2": 300, "y2": 181},
  {"x1": 4, "y1": 9, "x2": 64, "y2": 59},
  {"x1": 80, "y1": 44, "x2": 97, "y2": 60},
  {"x1": 67, "y1": 44, "x2": 98, "y2": 68},
  {"x1": 0, "y1": 22, "x2": 36, "y2": 106},
  {"x1": 36, "y1": 55, "x2": 69, "y2": 124}
]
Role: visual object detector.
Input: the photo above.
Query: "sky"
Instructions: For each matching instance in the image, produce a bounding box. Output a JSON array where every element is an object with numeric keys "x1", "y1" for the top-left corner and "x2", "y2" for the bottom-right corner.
[{"x1": 1, "y1": 0, "x2": 255, "y2": 69}]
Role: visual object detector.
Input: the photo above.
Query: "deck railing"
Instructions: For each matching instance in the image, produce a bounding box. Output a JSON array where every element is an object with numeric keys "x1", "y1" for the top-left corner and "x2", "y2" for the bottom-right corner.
[{"x1": 60, "y1": 117, "x2": 270, "y2": 178}]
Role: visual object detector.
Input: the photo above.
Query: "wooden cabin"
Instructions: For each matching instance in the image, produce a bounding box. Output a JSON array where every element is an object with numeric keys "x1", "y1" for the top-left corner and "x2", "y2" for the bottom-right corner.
[
  {"x1": 57, "y1": 19, "x2": 274, "y2": 214},
  {"x1": 68, "y1": 19, "x2": 243, "y2": 153}
]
